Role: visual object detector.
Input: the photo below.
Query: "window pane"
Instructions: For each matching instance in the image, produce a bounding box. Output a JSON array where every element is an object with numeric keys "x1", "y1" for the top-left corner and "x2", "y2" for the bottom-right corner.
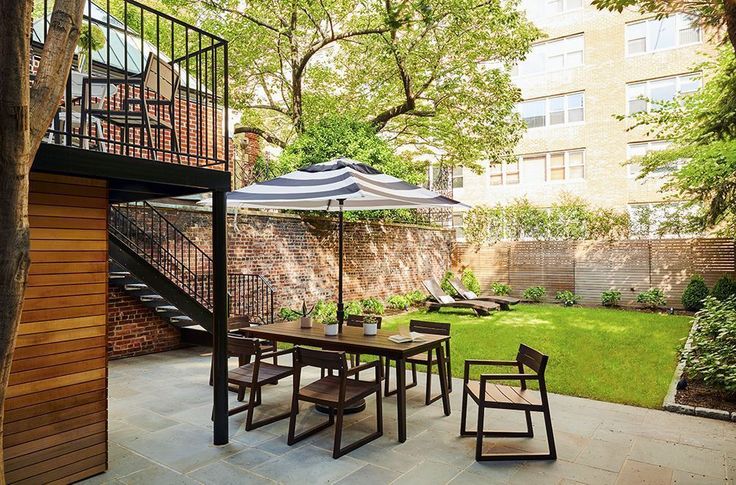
[
  {"x1": 490, "y1": 174, "x2": 503, "y2": 185},
  {"x1": 489, "y1": 163, "x2": 502, "y2": 174},
  {"x1": 627, "y1": 38, "x2": 647, "y2": 54},
  {"x1": 522, "y1": 156, "x2": 546, "y2": 184},
  {"x1": 568, "y1": 150, "x2": 584, "y2": 165},
  {"x1": 547, "y1": 54, "x2": 564, "y2": 71},
  {"x1": 568, "y1": 165, "x2": 585, "y2": 179},
  {"x1": 629, "y1": 98, "x2": 648, "y2": 114},
  {"x1": 628, "y1": 162, "x2": 643, "y2": 177},
  {"x1": 506, "y1": 173, "x2": 520, "y2": 184},
  {"x1": 679, "y1": 74, "x2": 701, "y2": 93},
  {"x1": 648, "y1": 16, "x2": 676, "y2": 51},
  {"x1": 566, "y1": 35, "x2": 584, "y2": 52},
  {"x1": 567, "y1": 93, "x2": 584, "y2": 122},
  {"x1": 547, "y1": 0, "x2": 563, "y2": 13},
  {"x1": 565, "y1": 0, "x2": 582, "y2": 9},
  {"x1": 626, "y1": 21, "x2": 646, "y2": 42},
  {"x1": 568, "y1": 108, "x2": 583, "y2": 122},
  {"x1": 549, "y1": 153, "x2": 565, "y2": 168},
  {"x1": 567, "y1": 93, "x2": 583, "y2": 109},
  {"x1": 650, "y1": 78, "x2": 677, "y2": 104},
  {"x1": 521, "y1": 100, "x2": 546, "y2": 127},
  {"x1": 519, "y1": 47, "x2": 545, "y2": 76},
  {"x1": 548, "y1": 96, "x2": 564, "y2": 125},
  {"x1": 566, "y1": 50, "x2": 583, "y2": 67},
  {"x1": 678, "y1": 15, "x2": 700, "y2": 44}
]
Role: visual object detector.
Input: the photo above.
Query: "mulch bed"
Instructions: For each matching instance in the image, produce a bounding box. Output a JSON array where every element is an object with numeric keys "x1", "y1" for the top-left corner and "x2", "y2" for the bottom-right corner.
[{"x1": 675, "y1": 380, "x2": 736, "y2": 414}]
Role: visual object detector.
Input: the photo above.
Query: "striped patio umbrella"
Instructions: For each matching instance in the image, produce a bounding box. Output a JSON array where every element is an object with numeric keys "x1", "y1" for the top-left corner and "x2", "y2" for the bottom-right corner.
[{"x1": 203, "y1": 157, "x2": 467, "y2": 328}]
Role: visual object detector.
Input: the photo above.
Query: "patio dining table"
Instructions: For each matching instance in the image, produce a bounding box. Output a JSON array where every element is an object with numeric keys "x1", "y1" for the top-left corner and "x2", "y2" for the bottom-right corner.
[{"x1": 244, "y1": 321, "x2": 452, "y2": 443}]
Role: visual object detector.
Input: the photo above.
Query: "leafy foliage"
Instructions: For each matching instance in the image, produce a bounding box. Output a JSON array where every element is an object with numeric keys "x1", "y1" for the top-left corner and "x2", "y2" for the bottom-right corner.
[
  {"x1": 463, "y1": 194, "x2": 631, "y2": 245},
  {"x1": 313, "y1": 300, "x2": 338, "y2": 323},
  {"x1": 405, "y1": 290, "x2": 427, "y2": 306},
  {"x1": 555, "y1": 290, "x2": 581, "y2": 307},
  {"x1": 636, "y1": 288, "x2": 667, "y2": 309},
  {"x1": 712, "y1": 275, "x2": 736, "y2": 301},
  {"x1": 278, "y1": 307, "x2": 301, "y2": 321},
  {"x1": 387, "y1": 295, "x2": 410, "y2": 311},
  {"x1": 522, "y1": 286, "x2": 546, "y2": 303},
  {"x1": 684, "y1": 296, "x2": 736, "y2": 395},
  {"x1": 601, "y1": 289, "x2": 622, "y2": 307},
  {"x1": 460, "y1": 268, "x2": 481, "y2": 295},
  {"x1": 681, "y1": 275, "x2": 709, "y2": 312},
  {"x1": 440, "y1": 270, "x2": 458, "y2": 296},
  {"x1": 491, "y1": 282, "x2": 512, "y2": 296},
  {"x1": 345, "y1": 300, "x2": 364, "y2": 316},
  {"x1": 361, "y1": 297, "x2": 385, "y2": 315}
]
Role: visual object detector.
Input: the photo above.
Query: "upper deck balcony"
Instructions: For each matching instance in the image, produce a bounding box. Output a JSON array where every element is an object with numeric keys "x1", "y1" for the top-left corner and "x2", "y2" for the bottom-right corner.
[{"x1": 32, "y1": 0, "x2": 229, "y2": 176}]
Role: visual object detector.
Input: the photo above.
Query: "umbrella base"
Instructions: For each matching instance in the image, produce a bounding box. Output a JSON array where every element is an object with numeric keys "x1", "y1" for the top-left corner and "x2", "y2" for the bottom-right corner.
[{"x1": 315, "y1": 399, "x2": 366, "y2": 415}]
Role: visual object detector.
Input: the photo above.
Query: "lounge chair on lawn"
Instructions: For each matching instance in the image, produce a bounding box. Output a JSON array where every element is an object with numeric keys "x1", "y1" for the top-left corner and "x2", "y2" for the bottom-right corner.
[
  {"x1": 449, "y1": 278, "x2": 521, "y2": 311},
  {"x1": 422, "y1": 279, "x2": 499, "y2": 316}
]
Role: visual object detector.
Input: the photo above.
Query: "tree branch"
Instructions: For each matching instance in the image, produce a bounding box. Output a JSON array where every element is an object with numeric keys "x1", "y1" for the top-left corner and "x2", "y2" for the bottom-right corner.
[
  {"x1": 234, "y1": 126, "x2": 287, "y2": 148},
  {"x1": 203, "y1": 1, "x2": 282, "y2": 34}
]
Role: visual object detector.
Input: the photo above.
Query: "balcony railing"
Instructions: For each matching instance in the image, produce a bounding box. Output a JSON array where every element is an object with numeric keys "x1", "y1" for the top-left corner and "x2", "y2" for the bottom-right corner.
[{"x1": 32, "y1": 0, "x2": 228, "y2": 170}]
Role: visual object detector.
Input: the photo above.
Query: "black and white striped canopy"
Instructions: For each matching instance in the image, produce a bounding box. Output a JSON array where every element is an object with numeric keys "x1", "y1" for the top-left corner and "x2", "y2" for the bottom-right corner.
[{"x1": 206, "y1": 157, "x2": 468, "y2": 211}]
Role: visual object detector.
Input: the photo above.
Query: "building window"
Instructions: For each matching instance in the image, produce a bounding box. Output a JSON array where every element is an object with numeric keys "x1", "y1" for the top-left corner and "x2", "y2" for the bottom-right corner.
[
  {"x1": 521, "y1": 0, "x2": 583, "y2": 20},
  {"x1": 489, "y1": 160, "x2": 520, "y2": 185},
  {"x1": 452, "y1": 166, "x2": 464, "y2": 189},
  {"x1": 517, "y1": 149, "x2": 585, "y2": 184},
  {"x1": 512, "y1": 34, "x2": 584, "y2": 77},
  {"x1": 627, "y1": 141, "x2": 683, "y2": 178},
  {"x1": 626, "y1": 73, "x2": 701, "y2": 114},
  {"x1": 626, "y1": 14, "x2": 701, "y2": 55},
  {"x1": 518, "y1": 92, "x2": 584, "y2": 129},
  {"x1": 452, "y1": 212, "x2": 465, "y2": 240}
]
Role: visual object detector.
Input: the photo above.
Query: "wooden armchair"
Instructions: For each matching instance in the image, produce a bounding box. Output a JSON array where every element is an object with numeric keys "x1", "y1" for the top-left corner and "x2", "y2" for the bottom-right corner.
[
  {"x1": 221, "y1": 335, "x2": 294, "y2": 431},
  {"x1": 345, "y1": 314, "x2": 383, "y2": 376},
  {"x1": 460, "y1": 344, "x2": 556, "y2": 461},
  {"x1": 209, "y1": 316, "x2": 277, "y2": 387},
  {"x1": 287, "y1": 347, "x2": 382, "y2": 459}
]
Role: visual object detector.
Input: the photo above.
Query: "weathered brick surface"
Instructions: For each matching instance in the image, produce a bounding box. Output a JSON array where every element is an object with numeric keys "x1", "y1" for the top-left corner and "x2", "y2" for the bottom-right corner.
[
  {"x1": 108, "y1": 286, "x2": 182, "y2": 359},
  {"x1": 161, "y1": 207, "x2": 454, "y2": 312}
]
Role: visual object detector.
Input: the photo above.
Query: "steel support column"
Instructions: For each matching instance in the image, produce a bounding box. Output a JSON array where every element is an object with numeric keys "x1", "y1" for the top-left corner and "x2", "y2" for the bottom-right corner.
[{"x1": 212, "y1": 190, "x2": 229, "y2": 445}]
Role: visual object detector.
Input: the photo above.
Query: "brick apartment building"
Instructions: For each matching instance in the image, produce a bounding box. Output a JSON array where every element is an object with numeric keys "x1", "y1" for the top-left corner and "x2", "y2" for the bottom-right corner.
[{"x1": 451, "y1": 1, "x2": 718, "y2": 238}]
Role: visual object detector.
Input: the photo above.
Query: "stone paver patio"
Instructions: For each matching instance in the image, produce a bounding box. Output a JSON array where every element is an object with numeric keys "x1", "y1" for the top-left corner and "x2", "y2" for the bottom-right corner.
[{"x1": 82, "y1": 347, "x2": 735, "y2": 485}]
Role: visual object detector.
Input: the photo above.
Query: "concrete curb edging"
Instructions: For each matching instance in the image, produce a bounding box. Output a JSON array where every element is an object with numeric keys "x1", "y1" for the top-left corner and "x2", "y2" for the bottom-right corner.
[{"x1": 662, "y1": 322, "x2": 736, "y2": 422}]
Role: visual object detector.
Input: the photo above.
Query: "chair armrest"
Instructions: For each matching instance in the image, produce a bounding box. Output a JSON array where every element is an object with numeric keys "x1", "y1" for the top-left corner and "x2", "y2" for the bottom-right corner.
[
  {"x1": 346, "y1": 360, "x2": 379, "y2": 378},
  {"x1": 479, "y1": 373, "x2": 539, "y2": 383},
  {"x1": 463, "y1": 359, "x2": 519, "y2": 382},
  {"x1": 260, "y1": 347, "x2": 293, "y2": 360}
]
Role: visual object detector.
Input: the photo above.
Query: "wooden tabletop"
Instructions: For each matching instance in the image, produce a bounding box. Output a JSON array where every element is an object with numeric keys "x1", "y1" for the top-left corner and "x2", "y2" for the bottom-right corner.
[{"x1": 244, "y1": 321, "x2": 449, "y2": 359}]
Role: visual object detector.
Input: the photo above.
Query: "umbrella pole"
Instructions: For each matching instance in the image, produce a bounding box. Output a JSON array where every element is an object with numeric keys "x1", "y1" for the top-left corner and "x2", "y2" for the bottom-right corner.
[{"x1": 337, "y1": 199, "x2": 345, "y2": 332}]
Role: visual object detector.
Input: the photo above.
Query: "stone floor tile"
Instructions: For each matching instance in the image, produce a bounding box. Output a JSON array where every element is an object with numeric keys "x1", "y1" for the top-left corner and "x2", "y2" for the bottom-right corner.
[
  {"x1": 121, "y1": 409, "x2": 180, "y2": 432},
  {"x1": 117, "y1": 464, "x2": 201, "y2": 485},
  {"x1": 251, "y1": 445, "x2": 363, "y2": 484},
  {"x1": 630, "y1": 437, "x2": 726, "y2": 478},
  {"x1": 187, "y1": 461, "x2": 275, "y2": 484},
  {"x1": 334, "y1": 464, "x2": 401, "y2": 485},
  {"x1": 391, "y1": 459, "x2": 463, "y2": 485},
  {"x1": 616, "y1": 459, "x2": 673, "y2": 485},
  {"x1": 224, "y1": 448, "x2": 278, "y2": 469},
  {"x1": 576, "y1": 438, "x2": 631, "y2": 473},
  {"x1": 671, "y1": 469, "x2": 727, "y2": 485}
]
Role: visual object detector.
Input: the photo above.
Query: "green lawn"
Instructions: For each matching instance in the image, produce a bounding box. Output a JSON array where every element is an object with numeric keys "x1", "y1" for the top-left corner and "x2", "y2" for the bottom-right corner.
[{"x1": 382, "y1": 304, "x2": 692, "y2": 408}]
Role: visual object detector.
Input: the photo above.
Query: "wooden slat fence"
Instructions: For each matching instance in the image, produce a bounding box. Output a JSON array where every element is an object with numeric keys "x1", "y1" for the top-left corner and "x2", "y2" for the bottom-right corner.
[{"x1": 453, "y1": 238, "x2": 736, "y2": 308}]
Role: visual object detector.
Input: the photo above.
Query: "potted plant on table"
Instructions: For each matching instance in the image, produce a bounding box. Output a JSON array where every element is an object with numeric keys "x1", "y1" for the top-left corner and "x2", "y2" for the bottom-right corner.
[
  {"x1": 363, "y1": 314, "x2": 379, "y2": 336},
  {"x1": 321, "y1": 314, "x2": 339, "y2": 336},
  {"x1": 298, "y1": 300, "x2": 315, "y2": 328}
]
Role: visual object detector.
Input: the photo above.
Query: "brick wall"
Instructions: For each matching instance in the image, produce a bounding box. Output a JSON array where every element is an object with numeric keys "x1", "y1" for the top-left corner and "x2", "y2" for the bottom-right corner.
[
  {"x1": 108, "y1": 286, "x2": 182, "y2": 359},
  {"x1": 160, "y1": 206, "x2": 454, "y2": 312}
]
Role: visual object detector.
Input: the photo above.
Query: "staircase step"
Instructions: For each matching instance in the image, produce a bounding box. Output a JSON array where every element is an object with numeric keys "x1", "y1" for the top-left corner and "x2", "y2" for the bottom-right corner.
[
  {"x1": 124, "y1": 283, "x2": 148, "y2": 291},
  {"x1": 109, "y1": 271, "x2": 131, "y2": 279},
  {"x1": 156, "y1": 305, "x2": 178, "y2": 313},
  {"x1": 140, "y1": 294, "x2": 164, "y2": 302},
  {"x1": 170, "y1": 316, "x2": 194, "y2": 326}
]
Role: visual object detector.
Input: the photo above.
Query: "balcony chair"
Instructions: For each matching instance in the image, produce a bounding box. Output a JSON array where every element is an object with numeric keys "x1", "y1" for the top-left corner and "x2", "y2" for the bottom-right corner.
[
  {"x1": 287, "y1": 347, "x2": 382, "y2": 459},
  {"x1": 423, "y1": 279, "x2": 499, "y2": 316},
  {"x1": 383, "y1": 320, "x2": 452, "y2": 405},
  {"x1": 448, "y1": 277, "x2": 521, "y2": 310},
  {"x1": 460, "y1": 344, "x2": 556, "y2": 461}
]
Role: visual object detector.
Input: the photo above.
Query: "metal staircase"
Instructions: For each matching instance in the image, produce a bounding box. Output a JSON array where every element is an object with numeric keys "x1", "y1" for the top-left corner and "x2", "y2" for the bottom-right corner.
[{"x1": 109, "y1": 201, "x2": 274, "y2": 337}]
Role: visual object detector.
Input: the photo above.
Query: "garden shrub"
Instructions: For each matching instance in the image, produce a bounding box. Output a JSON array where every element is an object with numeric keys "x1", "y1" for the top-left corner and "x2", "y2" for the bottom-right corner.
[
  {"x1": 555, "y1": 290, "x2": 580, "y2": 307},
  {"x1": 711, "y1": 275, "x2": 736, "y2": 301},
  {"x1": 278, "y1": 307, "x2": 301, "y2": 321},
  {"x1": 460, "y1": 268, "x2": 481, "y2": 295},
  {"x1": 361, "y1": 297, "x2": 385, "y2": 315},
  {"x1": 490, "y1": 282, "x2": 511, "y2": 296},
  {"x1": 636, "y1": 288, "x2": 666, "y2": 309},
  {"x1": 600, "y1": 289, "x2": 622, "y2": 307},
  {"x1": 405, "y1": 290, "x2": 426, "y2": 305},
  {"x1": 684, "y1": 296, "x2": 736, "y2": 395},
  {"x1": 387, "y1": 295, "x2": 410, "y2": 310},
  {"x1": 681, "y1": 275, "x2": 709, "y2": 312},
  {"x1": 344, "y1": 300, "x2": 363, "y2": 316},
  {"x1": 522, "y1": 286, "x2": 546, "y2": 302},
  {"x1": 313, "y1": 300, "x2": 338, "y2": 322},
  {"x1": 440, "y1": 270, "x2": 457, "y2": 295}
]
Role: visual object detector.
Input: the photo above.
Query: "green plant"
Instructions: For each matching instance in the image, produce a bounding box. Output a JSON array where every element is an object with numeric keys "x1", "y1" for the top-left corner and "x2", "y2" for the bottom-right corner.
[
  {"x1": 555, "y1": 290, "x2": 580, "y2": 307},
  {"x1": 460, "y1": 268, "x2": 481, "y2": 295},
  {"x1": 405, "y1": 290, "x2": 427, "y2": 306},
  {"x1": 278, "y1": 307, "x2": 301, "y2": 321},
  {"x1": 440, "y1": 270, "x2": 457, "y2": 296},
  {"x1": 387, "y1": 295, "x2": 410, "y2": 311},
  {"x1": 77, "y1": 24, "x2": 106, "y2": 72},
  {"x1": 361, "y1": 297, "x2": 385, "y2": 315},
  {"x1": 601, "y1": 289, "x2": 622, "y2": 307},
  {"x1": 681, "y1": 275, "x2": 709, "y2": 312},
  {"x1": 636, "y1": 288, "x2": 666, "y2": 309},
  {"x1": 313, "y1": 300, "x2": 337, "y2": 323},
  {"x1": 522, "y1": 286, "x2": 546, "y2": 303},
  {"x1": 712, "y1": 275, "x2": 736, "y2": 301},
  {"x1": 684, "y1": 296, "x2": 736, "y2": 395},
  {"x1": 490, "y1": 282, "x2": 511, "y2": 296},
  {"x1": 344, "y1": 300, "x2": 363, "y2": 316}
]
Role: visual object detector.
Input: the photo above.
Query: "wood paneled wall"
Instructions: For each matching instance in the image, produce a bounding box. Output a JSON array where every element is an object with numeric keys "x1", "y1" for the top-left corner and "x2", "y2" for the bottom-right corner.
[{"x1": 3, "y1": 173, "x2": 108, "y2": 484}]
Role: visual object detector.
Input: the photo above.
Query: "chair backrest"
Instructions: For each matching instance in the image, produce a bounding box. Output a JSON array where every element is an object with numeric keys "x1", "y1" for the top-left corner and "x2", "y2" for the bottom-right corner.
[
  {"x1": 228, "y1": 315, "x2": 253, "y2": 332},
  {"x1": 409, "y1": 319, "x2": 450, "y2": 336},
  {"x1": 143, "y1": 53, "x2": 180, "y2": 101},
  {"x1": 449, "y1": 277, "x2": 475, "y2": 299},
  {"x1": 294, "y1": 346, "x2": 347, "y2": 372},
  {"x1": 346, "y1": 314, "x2": 382, "y2": 329},
  {"x1": 422, "y1": 279, "x2": 454, "y2": 303},
  {"x1": 226, "y1": 334, "x2": 262, "y2": 358},
  {"x1": 516, "y1": 344, "x2": 548, "y2": 375}
]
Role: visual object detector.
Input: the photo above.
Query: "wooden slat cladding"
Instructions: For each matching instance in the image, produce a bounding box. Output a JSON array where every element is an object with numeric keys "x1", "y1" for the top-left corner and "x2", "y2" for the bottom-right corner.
[
  {"x1": 453, "y1": 238, "x2": 736, "y2": 308},
  {"x1": 4, "y1": 174, "x2": 108, "y2": 484}
]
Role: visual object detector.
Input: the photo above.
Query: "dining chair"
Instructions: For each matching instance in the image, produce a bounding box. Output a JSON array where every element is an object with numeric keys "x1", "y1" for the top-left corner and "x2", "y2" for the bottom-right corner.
[
  {"x1": 345, "y1": 314, "x2": 383, "y2": 378},
  {"x1": 287, "y1": 347, "x2": 382, "y2": 459},
  {"x1": 384, "y1": 320, "x2": 452, "y2": 405},
  {"x1": 209, "y1": 315, "x2": 278, "y2": 387},
  {"x1": 220, "y1": 334, "x2": 294, "y2": 431},
  {"x1": 460, "y1": 344, "x2": 556, "y2": 461}
]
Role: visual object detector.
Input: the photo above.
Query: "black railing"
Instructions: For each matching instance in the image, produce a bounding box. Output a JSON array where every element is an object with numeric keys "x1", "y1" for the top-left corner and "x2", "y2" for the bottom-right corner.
[
  {"x1": 33, "y1": 0, "x2": 228, "y2": 169},
  {"x1": 109, "y1": 202, "x2": 274, "y2": 324}
]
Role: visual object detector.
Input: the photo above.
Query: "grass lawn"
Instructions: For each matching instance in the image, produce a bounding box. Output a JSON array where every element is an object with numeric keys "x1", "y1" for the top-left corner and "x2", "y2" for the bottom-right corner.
[{"x1": 382, "y1": 304, "x2": 692, "y2": 408}]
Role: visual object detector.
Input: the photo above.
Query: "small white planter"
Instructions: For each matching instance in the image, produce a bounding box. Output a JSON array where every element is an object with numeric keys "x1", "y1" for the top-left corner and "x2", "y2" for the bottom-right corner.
[
  {"x1": 300, "y1": 317, "x2": 313, "y2": 329},
  {"x1": 324, "y1": 324, "x2": 339, "y2": 336},
  {"x1": 363, "y1": 323, "x2": 378, "y2": 336}
]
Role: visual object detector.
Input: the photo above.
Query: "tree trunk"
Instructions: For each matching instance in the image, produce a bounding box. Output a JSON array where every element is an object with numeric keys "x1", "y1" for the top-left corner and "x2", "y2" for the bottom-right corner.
[
  {"x1": 0, "y1": 0, "x2": 85, "y2": 482},
  {"x1": 724, "y1": 0, "x2": 736, "y2": 55}
]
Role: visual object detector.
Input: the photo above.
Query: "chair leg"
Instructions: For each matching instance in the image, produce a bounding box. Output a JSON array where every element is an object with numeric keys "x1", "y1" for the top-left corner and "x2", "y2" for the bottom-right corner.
[
  {"x1": 333, "y1": 392, "x2": 383, "y2": 459},
  {"x1": 525, "y1": 410, "x2": 534, "y2": 438},
  {"x1": 332, "y1": 404, "x2": 345, "y2": 459},
  {"x1": 543, "y1": 407, "x2": 557, "y2": 460},
  {"x1": 475, "y1": 403, "x2": 486, "y2": 461},
  {"x1": 460, "y1": 384, "x2": 470, "y2": 436},
  {"x1": 384, "y1": 359, "x2": 418, "y2": 397},
  {"x1": 288, "y1": 400, "x2": 335, "y2": 446}
]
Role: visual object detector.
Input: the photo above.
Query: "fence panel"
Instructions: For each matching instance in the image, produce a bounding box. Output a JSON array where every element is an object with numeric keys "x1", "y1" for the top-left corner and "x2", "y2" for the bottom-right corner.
[
  {"x1": 508, "y1": 241, "x2": 575, "y2": 301},
  {"x1": 575, "y1": 240, "x2": 650, "y2": 306}
]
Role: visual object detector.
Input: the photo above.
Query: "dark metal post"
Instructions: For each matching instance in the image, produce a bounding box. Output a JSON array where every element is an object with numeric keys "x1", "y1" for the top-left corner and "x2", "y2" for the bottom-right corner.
[
  {"x1": 337, "y1": 199, "x2": 345, "y2": 331},
  {"x1": 212, "y1": 190, "x2": 229, "y2": 445}
]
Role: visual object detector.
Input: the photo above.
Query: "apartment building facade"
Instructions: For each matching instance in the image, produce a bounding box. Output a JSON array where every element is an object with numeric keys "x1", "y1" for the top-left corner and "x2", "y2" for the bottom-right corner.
[{"x1": 452, "y1": 1, "x2": 718, "y2": 236}]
